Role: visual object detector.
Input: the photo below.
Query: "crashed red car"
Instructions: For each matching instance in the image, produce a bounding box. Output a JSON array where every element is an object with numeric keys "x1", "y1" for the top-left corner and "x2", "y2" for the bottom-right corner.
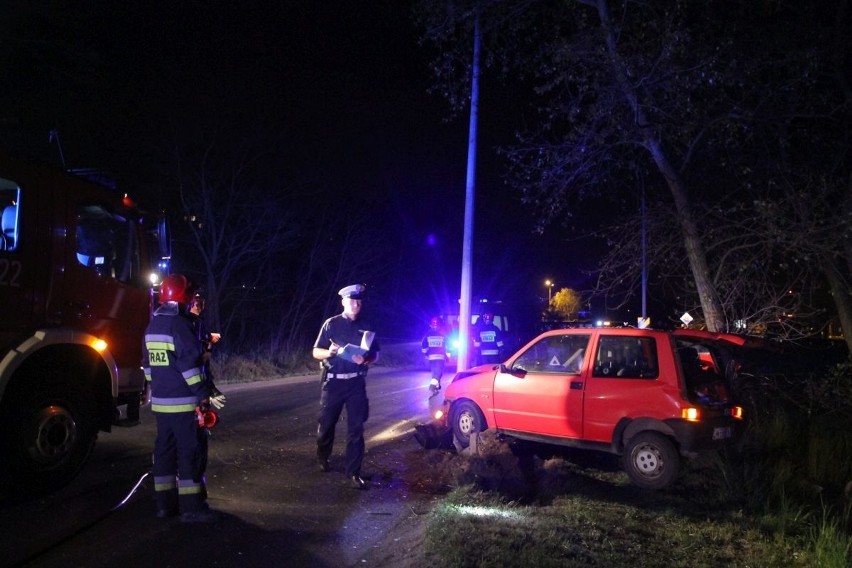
[{"x1": 435, "y1": 327, "x2": 746, "y2": 490}]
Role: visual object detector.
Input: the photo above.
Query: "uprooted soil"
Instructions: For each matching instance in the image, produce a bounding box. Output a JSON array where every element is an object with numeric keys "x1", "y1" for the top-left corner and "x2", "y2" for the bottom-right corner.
[{"x1": 359, "y1": 429, "x2": 629, "y2": 566}]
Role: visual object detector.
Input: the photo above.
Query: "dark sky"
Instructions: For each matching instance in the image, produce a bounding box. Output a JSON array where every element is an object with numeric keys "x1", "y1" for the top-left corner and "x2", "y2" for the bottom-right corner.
[{"x1": 2, "y1": 1, "x2": 599, "y2": 336}]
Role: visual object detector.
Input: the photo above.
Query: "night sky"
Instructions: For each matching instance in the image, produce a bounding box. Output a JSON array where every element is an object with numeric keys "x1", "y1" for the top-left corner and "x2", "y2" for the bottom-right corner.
[{"x1": 2, "y1": 1, "x2": 599, "y2": 339}]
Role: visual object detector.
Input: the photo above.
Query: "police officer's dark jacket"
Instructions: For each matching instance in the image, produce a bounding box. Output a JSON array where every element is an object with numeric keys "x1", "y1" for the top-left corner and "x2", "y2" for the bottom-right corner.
[
  {"x1": 143, "y1": 301, "x2": 212, "y2": 413},
  {"x1": 314, "y1": 314, "x2": 380, "y2": 377}
]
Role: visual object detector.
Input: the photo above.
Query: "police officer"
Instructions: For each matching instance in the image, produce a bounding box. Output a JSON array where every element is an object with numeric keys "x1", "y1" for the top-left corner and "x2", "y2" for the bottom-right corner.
[
  {"x1": 421, "y1": 316, "x2": 447, "y2": 395},
  {"x1": 312, "y1": 283, "x2": 380, "y2": 490},
  {"x1": 473, "y1": 311, "x2": 505, "y2": 365},
  {"x1": 143, "y1": 274, "x2": 221, "y2": 523}
]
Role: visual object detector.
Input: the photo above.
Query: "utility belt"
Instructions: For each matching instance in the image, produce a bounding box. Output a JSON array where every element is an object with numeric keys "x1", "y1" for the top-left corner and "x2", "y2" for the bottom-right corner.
[{"x1": 327, "y1": 372, "x2": 366, "y2": 379}]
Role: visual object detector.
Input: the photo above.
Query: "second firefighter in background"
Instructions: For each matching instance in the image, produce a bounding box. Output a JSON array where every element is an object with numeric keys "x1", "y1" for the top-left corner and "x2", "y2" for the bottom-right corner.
[
  {"x1": 421, "y1": 316, "x2": 447, "y2": 394},
  {"x1": 473, "y1": 311, "x2": 504, "y2": 365}
]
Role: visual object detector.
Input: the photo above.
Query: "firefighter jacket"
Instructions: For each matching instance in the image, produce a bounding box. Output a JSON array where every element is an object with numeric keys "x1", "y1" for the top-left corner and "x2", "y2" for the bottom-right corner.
[
  {"x1": 473, "y1": 322, "x2": 505, "y2": 358},
  {"x1": 143, "y1": 302, "x2": 211, "y2": 414},
  {"x1": 421, "y1": 329, "x2": 447, "y2": 361}
]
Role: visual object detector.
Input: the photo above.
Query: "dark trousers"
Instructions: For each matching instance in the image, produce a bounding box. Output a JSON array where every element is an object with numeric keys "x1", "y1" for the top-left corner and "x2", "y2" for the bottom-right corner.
[
  {"x1": 153, "y1": 412, "x2": 207, "y2": 514},
  {"x1": 429, "y1": 359, "x2": 445, "y2": 382},
  {"x1": 317, "y1": 376, "x2": 369, "y2": 477}
]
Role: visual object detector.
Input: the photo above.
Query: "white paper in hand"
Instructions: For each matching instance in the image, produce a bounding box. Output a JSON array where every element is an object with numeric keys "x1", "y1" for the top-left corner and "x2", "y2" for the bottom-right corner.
[{"x1": 338, "y1": 343, "x2": 368, "y2": 363}]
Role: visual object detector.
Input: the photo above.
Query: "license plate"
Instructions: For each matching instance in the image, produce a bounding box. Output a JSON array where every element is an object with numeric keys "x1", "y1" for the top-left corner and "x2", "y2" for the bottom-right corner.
[{"x1": 713, "y1": 426, "x2": 732, "y2": 440}]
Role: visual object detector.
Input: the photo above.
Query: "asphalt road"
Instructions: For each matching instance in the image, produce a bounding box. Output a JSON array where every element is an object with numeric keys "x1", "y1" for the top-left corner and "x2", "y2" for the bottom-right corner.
[{"x1": 0, "y1": 367, "x2": 449, "y2": 567}]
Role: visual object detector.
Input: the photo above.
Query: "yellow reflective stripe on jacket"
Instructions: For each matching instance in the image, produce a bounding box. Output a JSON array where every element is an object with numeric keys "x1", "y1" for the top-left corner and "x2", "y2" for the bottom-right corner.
[
  {"x1": 182, "y1": 367, "x2": 203, "y2": 386},
  {"x1": 151, "y1": 396, "x2": 198, "y2": 413},
  {"x1": 145, "y1": 333, "x2": 176, "y2": 352}
]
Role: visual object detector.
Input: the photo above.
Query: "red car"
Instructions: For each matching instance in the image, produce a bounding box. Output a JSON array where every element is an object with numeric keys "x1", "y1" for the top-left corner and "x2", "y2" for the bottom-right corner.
[{"x1": 436, "y1": 327, "x2": 746, "y2": 489}]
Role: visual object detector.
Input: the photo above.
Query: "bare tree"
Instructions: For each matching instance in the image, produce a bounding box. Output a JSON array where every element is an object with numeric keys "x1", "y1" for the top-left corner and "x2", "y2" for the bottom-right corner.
[
  {"x1": 416, "y1": 0, "x2": 850, "y2": 345},
  {"x1": 265, "y1": 203, "x2": 394, "y2": 356},
  {"x1": 173, "y1": 143, "x2": 299, "y2": 348}
]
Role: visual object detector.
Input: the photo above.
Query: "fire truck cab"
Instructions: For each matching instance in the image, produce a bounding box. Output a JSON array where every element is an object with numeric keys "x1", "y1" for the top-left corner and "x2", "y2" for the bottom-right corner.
[{"x1": 0, "y1": 155, "x2": 169, "y2": 494}]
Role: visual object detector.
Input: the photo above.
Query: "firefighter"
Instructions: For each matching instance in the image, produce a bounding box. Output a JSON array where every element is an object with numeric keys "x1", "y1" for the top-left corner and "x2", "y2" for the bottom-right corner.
[
  {"x1": 473, "y1": 311, "x2": 505, "y2": 365},
  {"x1": 143, "y1": 274, "x2": 222, "y2": 523},
  {"x1": 312, "y1": 283, "x2": 380, "y2": 490},
  {"x1": 421, "y1": 316, "x2": 447, "y2": 395},
  {"x1": 187, "y1": 290, "x2": 226, "y2": 502}
]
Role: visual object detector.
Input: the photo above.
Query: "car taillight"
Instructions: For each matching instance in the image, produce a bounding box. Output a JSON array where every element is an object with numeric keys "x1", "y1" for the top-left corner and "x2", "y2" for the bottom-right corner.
[
  {"x1": 728, "y1": 406, "x2": 744, "y2": 420},
  {"x1": 681, "y1": 407, "x2": 700, "y2": 422}
]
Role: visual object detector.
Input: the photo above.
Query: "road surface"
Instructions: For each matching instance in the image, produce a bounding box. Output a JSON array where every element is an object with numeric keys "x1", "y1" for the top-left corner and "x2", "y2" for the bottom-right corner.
[{"x1": 0, "y1": 367, "x2": 451, "y2": 567}]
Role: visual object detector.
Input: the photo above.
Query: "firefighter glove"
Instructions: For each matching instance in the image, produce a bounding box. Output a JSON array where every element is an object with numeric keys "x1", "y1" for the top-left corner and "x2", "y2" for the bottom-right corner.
[{"x1": 209, "y1": 393, "x2": 227, "y2": 410}]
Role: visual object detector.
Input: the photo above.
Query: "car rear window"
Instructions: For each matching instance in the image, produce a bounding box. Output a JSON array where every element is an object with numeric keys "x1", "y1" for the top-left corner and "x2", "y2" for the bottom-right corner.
[{"x1": 592, "y1": 336, "x2": 659, "y2": 379}]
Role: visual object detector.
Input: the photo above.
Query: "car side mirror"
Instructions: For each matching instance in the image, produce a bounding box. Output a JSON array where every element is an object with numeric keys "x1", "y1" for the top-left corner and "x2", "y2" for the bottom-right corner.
[{"x1": 501, "y1": 364, "x2": 527, "y2": 378}]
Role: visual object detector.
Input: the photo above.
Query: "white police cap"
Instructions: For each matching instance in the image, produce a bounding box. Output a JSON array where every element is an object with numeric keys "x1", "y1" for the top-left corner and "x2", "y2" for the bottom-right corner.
[{"x1": 338, "y1": 283, "x2": 366, "y2": 299}]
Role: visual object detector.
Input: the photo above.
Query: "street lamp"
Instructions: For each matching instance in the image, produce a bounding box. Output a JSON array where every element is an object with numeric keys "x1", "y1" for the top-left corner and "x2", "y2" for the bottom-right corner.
[{"x1": 545, "y1": 280, "x2": 554, "y2": 303}]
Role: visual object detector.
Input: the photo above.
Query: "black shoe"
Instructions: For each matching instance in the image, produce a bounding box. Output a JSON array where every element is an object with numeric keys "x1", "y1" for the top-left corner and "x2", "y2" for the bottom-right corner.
[
  {"x1": 318, "y1": 458, "x2": 330, "y2": 472},
  {"x1": 180, "y1": 509, "x2": 222, "y2": 524},
  {"x1": 349, "y1": 475, "x2": 368, "y2": 490},
  {"x1": 156, "y1": 508, "x2": 178, "y2": 519}
]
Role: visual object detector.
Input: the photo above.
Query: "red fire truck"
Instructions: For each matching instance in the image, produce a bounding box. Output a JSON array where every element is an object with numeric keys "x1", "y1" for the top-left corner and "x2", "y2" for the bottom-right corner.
[{"x1": 0, "y1": 155, "x2": 170, "y2": 494}]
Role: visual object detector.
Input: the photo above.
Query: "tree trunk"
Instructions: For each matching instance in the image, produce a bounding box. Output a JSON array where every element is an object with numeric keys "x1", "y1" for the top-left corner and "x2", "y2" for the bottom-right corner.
[
  {"x1": 823, "y1": 254, "x2": 852, "y2": 357},
  {"x1": 594, "y1": 0, "x2": 726, "y2": 331}
]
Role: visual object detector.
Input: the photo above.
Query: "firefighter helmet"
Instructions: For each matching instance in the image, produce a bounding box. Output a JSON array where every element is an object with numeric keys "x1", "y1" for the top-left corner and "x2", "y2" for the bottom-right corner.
[{"x1": 160, "y1": 274, "x2": 194, "y2": 305}]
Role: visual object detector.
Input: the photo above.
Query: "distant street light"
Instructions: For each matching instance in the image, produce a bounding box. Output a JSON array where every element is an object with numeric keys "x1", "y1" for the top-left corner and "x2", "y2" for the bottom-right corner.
[{"x1": 545, "y1": 280, "x2": 554, "y2": 303}]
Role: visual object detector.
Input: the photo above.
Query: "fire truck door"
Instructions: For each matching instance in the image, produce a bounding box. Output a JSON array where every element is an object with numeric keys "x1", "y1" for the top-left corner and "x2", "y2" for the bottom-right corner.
[{"x1": 59, "y1": 189, "x2": 150, "y2": 373}]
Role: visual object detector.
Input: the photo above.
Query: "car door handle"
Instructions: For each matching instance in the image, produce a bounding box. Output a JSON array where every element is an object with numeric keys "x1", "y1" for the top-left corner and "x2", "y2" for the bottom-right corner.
[{"x1": 570, "y1": 381, "x2": 583, "y2": 390}]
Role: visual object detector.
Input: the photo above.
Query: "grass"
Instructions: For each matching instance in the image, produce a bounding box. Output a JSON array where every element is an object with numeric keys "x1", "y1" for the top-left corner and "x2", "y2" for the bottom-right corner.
[
  {"x1": 415, "y1": 362, "x2": 852, "y2": 568},
  {"x1": 211, "y1": 341, "x2": 425, "y2": 384},
  {"x1": 419, "y1": 442, "x2": 848, "y2": 567}
]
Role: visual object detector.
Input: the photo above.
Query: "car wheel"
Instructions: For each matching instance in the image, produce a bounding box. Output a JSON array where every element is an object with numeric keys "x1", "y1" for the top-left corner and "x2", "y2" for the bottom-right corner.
[
  {"x1": 451, "y1": 400, "x2": 484, "y2": 449},
  {"x1": 622, "y1": 431, "x2": 680, "y2": 490},
  {"x1": 0, "y1": 387, "x2": 97, "y2": 495}
]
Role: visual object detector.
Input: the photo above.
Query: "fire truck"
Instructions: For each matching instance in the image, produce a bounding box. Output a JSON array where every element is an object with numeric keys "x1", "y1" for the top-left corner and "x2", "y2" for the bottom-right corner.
[{"x1": 0, "y1": 154, "x2": 170, "y2": 494}]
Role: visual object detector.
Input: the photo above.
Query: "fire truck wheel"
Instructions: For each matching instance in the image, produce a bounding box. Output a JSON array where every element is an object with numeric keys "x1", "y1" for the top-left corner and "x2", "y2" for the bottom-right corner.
[
  {"x1": 622, "y1": 431, "x2": 680, "y2": 490},
  {"x1": 451, "y1": 400, "x2": 485, "y2": 449},
  {"x1": 2, "y1": 388, "x2": 97, "y2": 494}
]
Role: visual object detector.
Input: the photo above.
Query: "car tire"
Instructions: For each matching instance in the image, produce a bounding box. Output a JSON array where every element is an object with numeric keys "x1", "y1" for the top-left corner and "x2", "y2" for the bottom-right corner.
[
  {"x1": 622, "y1": 431, "x2": 679, "y2": 490},
  {"x1": 451, "y1": 400, "x2": 484, "y2": 449},
  {"x1": 0, "y1": 385, "x2": 97, "y2": 495}
]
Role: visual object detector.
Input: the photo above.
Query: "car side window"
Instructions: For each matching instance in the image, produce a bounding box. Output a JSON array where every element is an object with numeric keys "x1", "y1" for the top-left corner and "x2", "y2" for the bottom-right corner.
[
  {"x1": 512, "y1": 334, "x2": 590, "y2": 373},
  {"x1": 593, "y1": 336, "x2": 658, "y2": 379}
]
